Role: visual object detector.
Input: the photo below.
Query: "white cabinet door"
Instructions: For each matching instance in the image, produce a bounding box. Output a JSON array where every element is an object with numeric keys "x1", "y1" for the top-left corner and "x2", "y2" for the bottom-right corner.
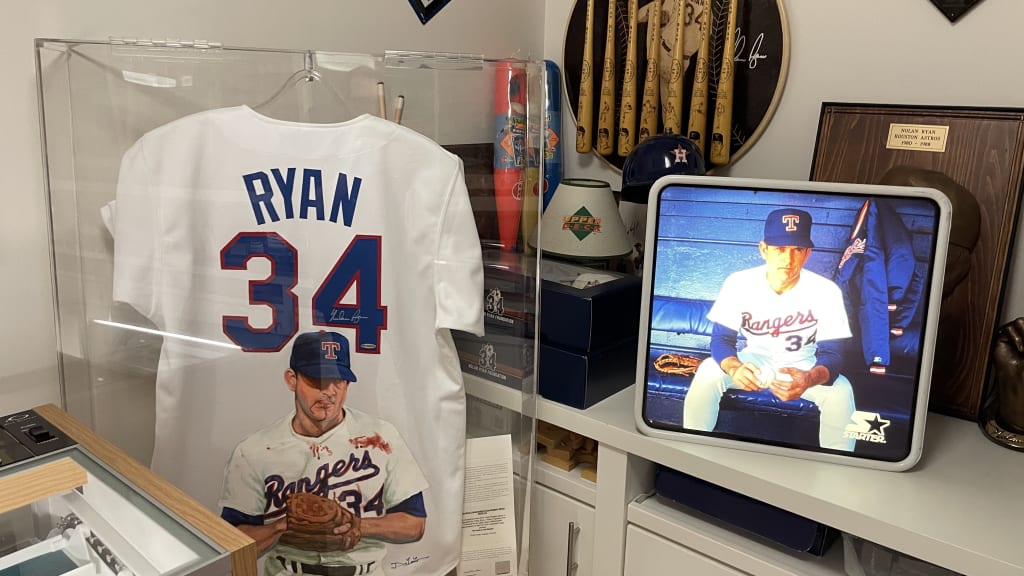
[
  {"x1": 624, "y1": 524, "x2": 749, "y2": 575},
  {"x1": 529, "y1": 483, "x2": 595, "y2": 576}
]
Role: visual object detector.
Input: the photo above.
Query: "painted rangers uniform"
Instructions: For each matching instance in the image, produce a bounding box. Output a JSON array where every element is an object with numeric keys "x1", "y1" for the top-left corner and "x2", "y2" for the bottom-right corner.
[
  {"x1": 221, "y1": 408, "x2": 426, "y2": 575},
  {"x1": 219, "y1": 331, "x2": 428, "y2": 575}
]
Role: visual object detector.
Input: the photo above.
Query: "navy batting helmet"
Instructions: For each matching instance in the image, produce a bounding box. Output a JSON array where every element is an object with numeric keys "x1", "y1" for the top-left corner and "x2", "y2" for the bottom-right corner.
[{"x1": 620, "y1": 135, "x2": 706, "y2": 203}]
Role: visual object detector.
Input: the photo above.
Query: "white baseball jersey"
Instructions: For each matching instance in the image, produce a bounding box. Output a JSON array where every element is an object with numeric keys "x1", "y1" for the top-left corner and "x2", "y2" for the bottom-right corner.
[
  {"x1": 112, "y1": 106, "x2": 483, "y2": 576},
  {"x1": 220, "y1": 408, "x2": 427, "y2": 573},
  {"x1": 707, "y1": 266, "x2": 851, "y2": 370}
]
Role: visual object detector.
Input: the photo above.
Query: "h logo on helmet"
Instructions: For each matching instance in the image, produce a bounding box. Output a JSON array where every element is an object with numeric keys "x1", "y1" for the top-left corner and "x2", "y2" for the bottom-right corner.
[
  {"x1": 671, "y1": 145, "x2": 690, "y2": 164},
  {"x1": 321, "y1": 341, "x2": 341, "y2": 360},
  {"x1": 782, "y1": 214, "x2": 800, "y2": 231}
]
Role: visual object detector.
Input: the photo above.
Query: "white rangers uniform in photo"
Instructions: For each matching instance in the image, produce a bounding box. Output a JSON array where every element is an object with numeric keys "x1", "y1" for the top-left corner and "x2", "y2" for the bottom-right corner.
[
  {"x1": 684, "y1": 265, "x2": 856, "y2": 450},
  {"x1": 112, "y1": 106, "x2": 483, "y2": 576},
  {"x1": 220, "y1": 408, "x2": 427, "y2": 574},
  {"x1": 709, "y1": 266, "x2": 851, "y2": 370}
]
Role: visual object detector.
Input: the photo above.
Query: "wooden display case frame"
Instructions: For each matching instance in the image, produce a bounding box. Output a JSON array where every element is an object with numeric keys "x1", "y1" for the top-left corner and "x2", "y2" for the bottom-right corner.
[{"x1": 29, "y1": 404, "x2": 257, "y2": 576}]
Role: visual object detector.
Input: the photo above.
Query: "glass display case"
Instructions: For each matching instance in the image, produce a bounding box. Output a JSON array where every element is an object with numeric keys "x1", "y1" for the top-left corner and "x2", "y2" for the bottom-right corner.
[
  {"x1": 36, "y1": 39, "x2": 542, "y2": 575},
  {"x1": 0, "y1": 405, "x2": 253, "y2": 576}
]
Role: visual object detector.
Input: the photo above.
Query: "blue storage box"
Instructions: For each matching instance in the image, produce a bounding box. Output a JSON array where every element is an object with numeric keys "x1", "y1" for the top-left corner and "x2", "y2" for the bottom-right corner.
[
  {"x1": 478, "y1": 254, "x2": 641, "y2": 351},
  {"x1": 654, "y1": 465, "x2": 839, "y2": 556},
  {"x1": 539, "y1": 337, "x2": 637, "y2": 409},
  {"x1": 539, "y1": 260, "x2": 642, "y2": 353}
]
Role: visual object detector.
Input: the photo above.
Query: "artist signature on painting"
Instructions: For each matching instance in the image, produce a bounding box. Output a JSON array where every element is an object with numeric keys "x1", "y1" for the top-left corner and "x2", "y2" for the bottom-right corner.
[{"x1": 390, "y1": 556, "x2": 430, "y2": 570}]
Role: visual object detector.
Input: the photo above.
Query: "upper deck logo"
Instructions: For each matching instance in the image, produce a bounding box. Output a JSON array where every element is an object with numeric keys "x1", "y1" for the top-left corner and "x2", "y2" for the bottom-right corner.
[
  {"x1": 843, "y1": 410, "x2": 891, "y2": 444},
  {"x1": 562, "y1": 206, "x2": 602, "y2": 241}
]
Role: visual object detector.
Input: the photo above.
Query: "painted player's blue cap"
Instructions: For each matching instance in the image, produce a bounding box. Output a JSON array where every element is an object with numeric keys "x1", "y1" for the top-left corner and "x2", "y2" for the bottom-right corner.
[
  {"x1": 763, "y1": 208, "x2": 814, "y2": 248},
  {"x1": 290, "y1": 331, "x2": 358, "y2": 382}
]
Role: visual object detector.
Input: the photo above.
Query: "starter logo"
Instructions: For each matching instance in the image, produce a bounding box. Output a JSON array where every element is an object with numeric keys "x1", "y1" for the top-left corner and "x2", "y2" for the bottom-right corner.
[
  {"x1": 843, "y1": 411, "x2": 891, "y2": 443},
  {"x1": 563, "y1": 206, "x2": 602, "y2": 241}
]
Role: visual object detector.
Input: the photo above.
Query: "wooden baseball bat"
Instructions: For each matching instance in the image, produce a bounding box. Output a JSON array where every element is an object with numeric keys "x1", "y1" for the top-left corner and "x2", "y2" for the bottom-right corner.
[
  {"x1": 596, "y1": 0, "x2": 617, "y2": 155},
  {"x1": 638, "y1": 0, "x2": 661, "y2": 144},
  {"x1": 617, "y1": 0, "x2": 640, "y2": 157},
  {"x1": 687, "y1": 0, "x2": 712, "y2": 154},
  {"x1": 576, "y1": 0, "x2": 596, "y2": 153},
  {"x1": 663, "y1": 0, "x2": 685, "y2": 134},
  {"x1": 710, "y1": 0, "x2": 738, "y2": 165}
]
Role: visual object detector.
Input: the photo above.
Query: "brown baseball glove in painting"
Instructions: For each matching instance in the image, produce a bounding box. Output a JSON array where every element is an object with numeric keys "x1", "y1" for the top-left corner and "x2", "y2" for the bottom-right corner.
[
  {"x1": 279, "y1": 492, "x2": 361, "y2": 552},
  {"x1": 653, "y1": 353, "x2": 701, "y2": 376}
]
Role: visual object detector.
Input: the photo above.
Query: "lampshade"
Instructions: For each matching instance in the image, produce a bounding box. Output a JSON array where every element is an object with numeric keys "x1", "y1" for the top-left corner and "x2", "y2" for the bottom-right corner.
[{"x1": 530, "y1": 178, "x2": 632, "y2": 260}]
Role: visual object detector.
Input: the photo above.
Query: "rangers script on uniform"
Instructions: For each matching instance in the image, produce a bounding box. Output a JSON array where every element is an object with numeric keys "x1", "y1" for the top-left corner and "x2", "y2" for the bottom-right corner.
[
  {"x1": 221, "y1": 409, "x2": 427, "y2": 573},
  {"x1": 112, "y1": 106, "x2": 484, "y2": 576}
]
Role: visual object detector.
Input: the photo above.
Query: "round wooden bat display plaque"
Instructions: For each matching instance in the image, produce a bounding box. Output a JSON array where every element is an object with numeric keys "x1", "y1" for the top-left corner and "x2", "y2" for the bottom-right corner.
[{"x1": 562, "y1": 0, "x2": 790, "y2": 172}]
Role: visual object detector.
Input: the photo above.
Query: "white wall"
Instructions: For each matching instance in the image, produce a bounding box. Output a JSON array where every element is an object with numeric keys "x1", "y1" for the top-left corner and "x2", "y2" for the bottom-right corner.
[
  {"x1": 545, "y1": 0, "x2": 1024, "y2": 319},
  {"x1": 723, "y1": 0, "x2": 1024, "y2": 182},
  {"x1": 11, "y1": 0, "x2": 1024, "y2": 422},
  {"x1": 0, "y1": 0, "x2": 545, "y2": 417}
]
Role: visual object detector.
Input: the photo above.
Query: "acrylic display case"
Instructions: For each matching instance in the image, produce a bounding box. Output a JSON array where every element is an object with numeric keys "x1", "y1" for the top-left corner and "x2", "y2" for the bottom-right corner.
[{"x1": 36, "y1": 38, "x2": 543, "y2": 575}]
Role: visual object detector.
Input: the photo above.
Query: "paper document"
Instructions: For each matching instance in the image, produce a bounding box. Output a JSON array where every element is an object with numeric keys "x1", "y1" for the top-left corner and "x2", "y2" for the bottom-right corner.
[{"x1": 459, "y1": 435, "x2": 518, "y2": 576}]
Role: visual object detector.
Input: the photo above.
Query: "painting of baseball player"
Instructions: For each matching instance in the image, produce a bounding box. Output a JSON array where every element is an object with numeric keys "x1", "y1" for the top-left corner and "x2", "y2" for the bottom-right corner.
[
  {"x1": 219, "y1": 331, "x2": 428, "y2": 576},
  {"x1": 682, "y1": 209, "x2": 857, "y2": 451}
]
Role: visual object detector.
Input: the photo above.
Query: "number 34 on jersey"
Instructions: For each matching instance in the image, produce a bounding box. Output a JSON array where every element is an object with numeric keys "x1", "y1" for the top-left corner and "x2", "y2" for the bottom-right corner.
[{"x1": 219, "y1": 167, "x2": 388, "y2": 354}]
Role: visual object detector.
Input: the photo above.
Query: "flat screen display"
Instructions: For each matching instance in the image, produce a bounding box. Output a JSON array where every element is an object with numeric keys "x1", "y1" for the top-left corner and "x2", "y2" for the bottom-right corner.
[{"x1": 635, "y1": 176, "x2": 951, "y2": 470}]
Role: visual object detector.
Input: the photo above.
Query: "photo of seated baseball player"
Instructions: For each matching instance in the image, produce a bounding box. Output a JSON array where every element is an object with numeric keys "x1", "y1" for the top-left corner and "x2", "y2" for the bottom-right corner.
[
  {"x1": 218, "y1": 330, "x2": 428, "y2": 576},
  {"x1": 682, "y1": 209, "x2": 857, "y2": 451}
]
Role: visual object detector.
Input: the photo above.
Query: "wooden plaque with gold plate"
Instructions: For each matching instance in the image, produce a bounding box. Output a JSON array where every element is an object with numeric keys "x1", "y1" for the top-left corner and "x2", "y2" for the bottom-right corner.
[{"x1": 811, "y1": 102, "x2": 1024, "y2": 420}]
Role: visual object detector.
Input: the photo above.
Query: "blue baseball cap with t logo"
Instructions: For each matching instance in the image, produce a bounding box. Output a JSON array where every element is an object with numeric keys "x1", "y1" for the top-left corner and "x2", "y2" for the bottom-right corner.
[
  {"x1": 289, "y1": 331, "x2": 358, "y2": 382},
  {"x1": 763, "y1": 208, "x2": 814, "y2": 248}
]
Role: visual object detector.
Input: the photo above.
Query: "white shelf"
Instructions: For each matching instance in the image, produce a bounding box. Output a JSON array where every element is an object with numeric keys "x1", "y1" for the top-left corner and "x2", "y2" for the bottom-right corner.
[
  {"x1": 532, "y1": 457, "x2": 597, "y2": 507},
  {"x1": 464, "y1": 375, "x2": 1024, "y2": 576},
  {"x1": 463, "y1": 373, "x2": 529, "y2": 414},
  {"x1": 628, "y1": 495, "x2": 846, "y2": 576},
  {"x1": 465, "y1": 373, "x2": 598, "y2": 506},
  {"x1": 543, "y1": 386, "x2": 1024, "y2": 576}
]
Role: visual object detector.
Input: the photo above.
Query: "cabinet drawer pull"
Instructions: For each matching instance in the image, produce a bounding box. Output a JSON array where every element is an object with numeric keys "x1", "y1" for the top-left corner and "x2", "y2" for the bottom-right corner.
[{"x1": 566, "y1": 521, "x2": 580, "y2": 574}]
